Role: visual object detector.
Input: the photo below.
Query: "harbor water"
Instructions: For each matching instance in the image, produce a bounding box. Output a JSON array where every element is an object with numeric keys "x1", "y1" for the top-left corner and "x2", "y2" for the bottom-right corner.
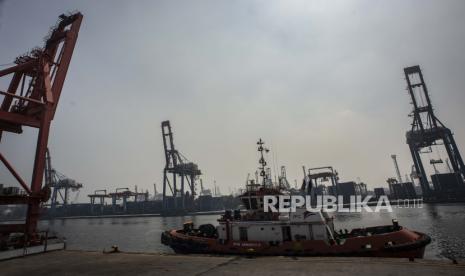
[{"x1": 38, "y1": 203, "x2": 465, "y2": 260}]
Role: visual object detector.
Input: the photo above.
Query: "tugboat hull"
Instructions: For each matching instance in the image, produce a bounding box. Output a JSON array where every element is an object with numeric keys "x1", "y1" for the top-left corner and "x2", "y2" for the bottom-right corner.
[{"x1": 161, "y1": 228, "x2": 430, "y2": 258}]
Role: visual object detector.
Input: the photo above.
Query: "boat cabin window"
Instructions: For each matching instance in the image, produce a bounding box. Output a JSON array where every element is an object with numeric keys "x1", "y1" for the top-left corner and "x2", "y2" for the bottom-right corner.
[
  {"x1": 239, "y1": 227, "x2": 248, "y2": 241},
  {"x1": 282, "y1": 226, "x2": 291, "y2": 242}
]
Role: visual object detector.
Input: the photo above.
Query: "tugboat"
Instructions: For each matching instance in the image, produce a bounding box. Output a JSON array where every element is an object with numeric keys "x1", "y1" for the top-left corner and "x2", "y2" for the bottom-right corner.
[{"x1": 161, "y1": 139, "x2": 431, "y2": 258}]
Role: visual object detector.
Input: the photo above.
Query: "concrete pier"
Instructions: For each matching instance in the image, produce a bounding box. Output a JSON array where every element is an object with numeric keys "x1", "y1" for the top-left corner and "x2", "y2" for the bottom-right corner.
[{"x1": 2, "y1": 250, "x2": 464, "y2": 276}]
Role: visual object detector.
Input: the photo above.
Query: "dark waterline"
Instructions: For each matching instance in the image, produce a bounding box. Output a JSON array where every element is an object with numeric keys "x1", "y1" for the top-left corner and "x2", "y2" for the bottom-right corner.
[{"x1": 38, "y1": 203, "x2": 465, "y2": 260}]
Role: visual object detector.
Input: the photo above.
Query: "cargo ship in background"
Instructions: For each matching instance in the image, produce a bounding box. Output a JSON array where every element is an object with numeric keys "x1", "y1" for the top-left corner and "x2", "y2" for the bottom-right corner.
[{"x1": 162, "y1": 139, "x2": 431, "y2": 258}]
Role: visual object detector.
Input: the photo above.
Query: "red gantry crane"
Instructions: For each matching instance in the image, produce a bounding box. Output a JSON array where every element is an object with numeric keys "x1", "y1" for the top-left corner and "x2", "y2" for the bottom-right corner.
[{"x1": 0, "y1": 12, "x2": 83, "y2": 246}]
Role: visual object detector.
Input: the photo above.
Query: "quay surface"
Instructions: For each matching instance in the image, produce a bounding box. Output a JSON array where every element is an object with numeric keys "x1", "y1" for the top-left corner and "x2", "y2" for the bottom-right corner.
[{"x1": 2, "y1": 250, "x2": 465, "y2": 276}]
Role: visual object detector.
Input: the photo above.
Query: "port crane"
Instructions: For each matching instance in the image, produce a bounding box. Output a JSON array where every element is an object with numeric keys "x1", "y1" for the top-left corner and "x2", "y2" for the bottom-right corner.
[
  {"x1": 199, "y1": 179, "x2": 212, "y2": 196},
  {"x1": 161, "y1": 120, "x2": 201, "y2": 210},
  {"x1": 404, "y1": 65, "x2": 465, "y2": 199},
  {"x1": 0, "y1": 12, "x2": 83, "y2": 244},
  {"x1": 302, "y1": 166, "x2": 339, "y2": 197},
  {"x1": 45, "y1": 148, "x2": 83, "y2": 211},
  {"x1": 390, "y1": 154, "x2": 403, "y2": 183},
  {"x1": 278, "y1": 166, "x2": 291, "y2": 190}
]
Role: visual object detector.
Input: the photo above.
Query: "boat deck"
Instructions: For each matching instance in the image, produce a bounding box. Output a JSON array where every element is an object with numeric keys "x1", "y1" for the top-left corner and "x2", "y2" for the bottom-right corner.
[{"x1": 1, "y1": 250, "x2": 464, "y2": 276}]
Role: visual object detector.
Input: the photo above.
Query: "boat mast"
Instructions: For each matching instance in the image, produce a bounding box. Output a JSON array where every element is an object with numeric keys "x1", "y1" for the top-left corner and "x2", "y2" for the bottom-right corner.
[{"x1": 257, "y1": 138, "x2": 269, "y2": 188}]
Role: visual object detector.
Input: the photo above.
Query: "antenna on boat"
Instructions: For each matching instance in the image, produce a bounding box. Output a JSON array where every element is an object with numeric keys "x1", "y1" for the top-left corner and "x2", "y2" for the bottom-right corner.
[
  {"x1": 273, "y1": 149, "x2": 278, "y2": 185},
  {"x1": 257, "y1": 138, "x2": 269, "y2": 188}
]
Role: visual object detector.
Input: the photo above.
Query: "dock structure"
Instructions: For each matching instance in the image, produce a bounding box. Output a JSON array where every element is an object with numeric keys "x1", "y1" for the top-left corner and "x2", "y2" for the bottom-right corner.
[
  {"x1": 1, "y1": 251, "x2": 464, "y2": 276},
  {"x1": 109, "y1": 188, "x2": 148, "y2": 213},
  {"x1": 88, "y1": 190, "x2": 111, "y2": 215},
  {"x1": 88, "y1": 188, "x2": 149, "y2": 215}
]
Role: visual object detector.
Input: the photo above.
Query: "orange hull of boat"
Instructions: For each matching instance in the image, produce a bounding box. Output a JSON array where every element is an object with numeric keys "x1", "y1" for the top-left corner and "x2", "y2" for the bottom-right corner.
[{"x1": 161, "y1": 227, "x2": 430, "y2": 258}]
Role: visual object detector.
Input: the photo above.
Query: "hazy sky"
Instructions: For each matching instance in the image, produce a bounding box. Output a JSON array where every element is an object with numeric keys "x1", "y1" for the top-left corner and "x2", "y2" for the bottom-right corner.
[{"x1": 1, "y1": 0, "x2": 464, "y2": 202}]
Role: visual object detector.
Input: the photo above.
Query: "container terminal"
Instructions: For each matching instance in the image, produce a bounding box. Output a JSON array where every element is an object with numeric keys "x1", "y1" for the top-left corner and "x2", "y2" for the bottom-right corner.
[{"x1": 0, "y1": 9, "x2": 465, "y2": 276}]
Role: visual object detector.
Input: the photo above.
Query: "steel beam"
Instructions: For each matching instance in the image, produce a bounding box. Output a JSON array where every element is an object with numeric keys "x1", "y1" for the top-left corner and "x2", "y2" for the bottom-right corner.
[{"x1": 0, "y1": 152, "x2": 32, "y2": 194}]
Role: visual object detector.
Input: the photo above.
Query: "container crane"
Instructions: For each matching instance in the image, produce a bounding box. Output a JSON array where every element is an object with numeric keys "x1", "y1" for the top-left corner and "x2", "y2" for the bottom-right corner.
[
  {"x1": 404, "y1": 65, "x2": 465, "y2": 199},
  {"x1": 45, "y1": 148, "x2": 83, "y2": 212},
  {"x1": 391, "y1": 154, "x2": 403, "y2": 183},
  {"x1": 161, "y1": 120, "x2": 201, "y2": 210},
  {"x1": 0, "y1": 12, "x2": 83, "y2": 245},
  {"x1": 279, "y1": 166, "x2": 291, "y2": 190}
]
